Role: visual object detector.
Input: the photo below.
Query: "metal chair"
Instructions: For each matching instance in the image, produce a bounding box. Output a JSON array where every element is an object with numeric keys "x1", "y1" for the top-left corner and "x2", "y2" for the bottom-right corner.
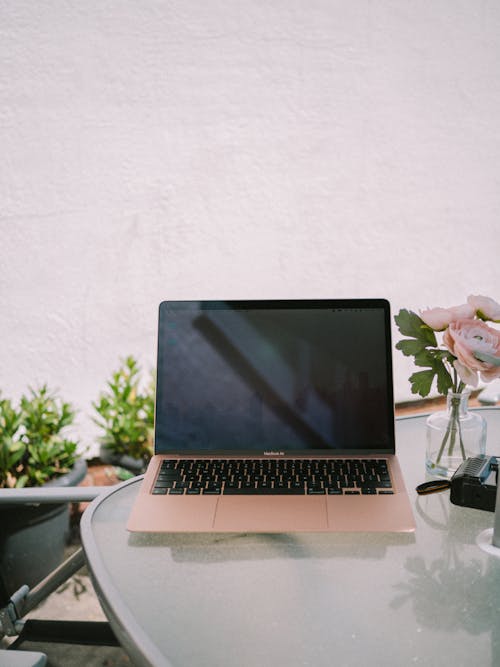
[{"x1": 0, "y1": 486, "x2": 120, "y2": 662}]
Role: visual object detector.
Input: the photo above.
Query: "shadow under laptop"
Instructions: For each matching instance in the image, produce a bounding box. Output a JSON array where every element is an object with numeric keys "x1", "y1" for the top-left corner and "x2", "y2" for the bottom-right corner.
[{"x1": 127, "y1": 530, "x2": 415, "y2": 563}]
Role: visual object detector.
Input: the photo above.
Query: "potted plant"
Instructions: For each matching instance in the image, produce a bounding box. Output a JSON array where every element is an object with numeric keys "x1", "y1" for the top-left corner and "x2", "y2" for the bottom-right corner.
[
  {"x1": 0, "y1": 386, "x2": 87, "y2": 604},
  {"x1": 93, "y1": 356, "x2": 154, "y2": 474}
]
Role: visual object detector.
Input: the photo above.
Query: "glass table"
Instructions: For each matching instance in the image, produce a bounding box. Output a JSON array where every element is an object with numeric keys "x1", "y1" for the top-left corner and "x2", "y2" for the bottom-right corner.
[{"x1": 80, "y1": 409, "x2": 500, "y2": 667}]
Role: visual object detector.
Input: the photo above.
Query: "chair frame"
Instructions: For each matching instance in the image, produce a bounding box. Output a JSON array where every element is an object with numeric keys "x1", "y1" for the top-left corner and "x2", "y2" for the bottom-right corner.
[{"x1": 0, "y1": 487, "x2": 120, "y2": 655}]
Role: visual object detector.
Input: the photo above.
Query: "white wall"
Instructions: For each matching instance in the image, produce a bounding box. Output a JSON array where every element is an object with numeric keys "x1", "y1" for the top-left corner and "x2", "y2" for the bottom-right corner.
[{"x1": 2, "y1": 1, "x2": 500, "y2": 456}]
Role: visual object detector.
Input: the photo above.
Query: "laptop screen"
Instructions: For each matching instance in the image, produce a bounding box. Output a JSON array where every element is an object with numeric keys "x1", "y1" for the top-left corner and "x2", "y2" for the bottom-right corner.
[{"x1": 154, "y1": 300, "x2": 395, "y2": 455}]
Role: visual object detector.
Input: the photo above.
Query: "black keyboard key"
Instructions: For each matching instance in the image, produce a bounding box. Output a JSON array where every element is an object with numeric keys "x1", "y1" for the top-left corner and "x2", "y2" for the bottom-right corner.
[
  {"x1": 161, "y1": 461, "x2": 178, "y2": 470},
  {"x1": 154, "y1": 480, "x2": 174, "y2": 488},
  {"x1": 224, "y1": 486, "x2": 305, "y2": 495}
]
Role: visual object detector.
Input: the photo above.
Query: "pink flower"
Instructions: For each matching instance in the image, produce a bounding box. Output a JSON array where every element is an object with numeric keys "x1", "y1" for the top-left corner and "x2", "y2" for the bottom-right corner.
[
  {"x1": 452, "y1": 360, "x2": 479, "y2": 387},
  {"x1": 467, "y1": 295, "x2": 500, "y2": 322},
  {"x1": 420, "y1": 303, "x2": 475, "y2": 331},
  {"x1": 443, "y1": 319, "x2": 500, "y2": 385}
]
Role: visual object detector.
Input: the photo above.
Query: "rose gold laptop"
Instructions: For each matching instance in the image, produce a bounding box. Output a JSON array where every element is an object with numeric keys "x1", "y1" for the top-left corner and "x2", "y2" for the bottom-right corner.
[{"x1": 127, "y1": 299, "x2": 415, "y2": 533}]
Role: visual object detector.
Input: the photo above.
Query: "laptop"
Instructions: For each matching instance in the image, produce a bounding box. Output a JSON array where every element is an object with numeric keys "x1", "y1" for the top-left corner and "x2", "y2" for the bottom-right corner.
[{"x1": 127, "y1": 299, "x2": 415, "y2": 533}]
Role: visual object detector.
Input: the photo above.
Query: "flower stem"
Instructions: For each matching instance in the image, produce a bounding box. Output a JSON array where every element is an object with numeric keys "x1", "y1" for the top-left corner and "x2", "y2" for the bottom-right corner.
[
  {"x1": 436, "y1": 419, "x2": 452, "y2": 464},
  {"x1": 436, "y1": 392, "x2": 466, "y2": 465}
]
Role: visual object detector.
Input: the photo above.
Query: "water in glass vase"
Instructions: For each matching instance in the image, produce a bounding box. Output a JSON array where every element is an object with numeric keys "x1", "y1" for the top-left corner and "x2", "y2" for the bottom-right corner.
[{"x1": 426, "y1": 389, "x2": 487, "y2": 478}]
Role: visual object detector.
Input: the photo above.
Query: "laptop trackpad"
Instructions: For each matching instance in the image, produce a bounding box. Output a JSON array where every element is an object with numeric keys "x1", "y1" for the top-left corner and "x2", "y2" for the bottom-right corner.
[{"x1": 213, "y1": 496, "x2": 328, "y2": 532}]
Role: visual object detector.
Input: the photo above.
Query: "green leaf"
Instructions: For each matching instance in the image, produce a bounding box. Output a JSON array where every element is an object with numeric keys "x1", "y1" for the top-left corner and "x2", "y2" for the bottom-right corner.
[
  {"x1": 7, "y1": 441, "x2": 26, "y2": 468},
  {"x1": 409, "y1": 370, "x2": 435, "y2": 397},
  {"x1": 16, "y1": 475, "x2": 28, "y2": 488},
  {"x1": 394, "y1": 309, "x2": 418, "y2": 337},
  {"x1": 413, "y1": 350, "x2": 437, "y2": 368},
  {"x1": 395, "y1": 339, "x2": 428, "y2": 356},
  {"x1": 394, "y1": 310, "x2": 437, "y2": 346},
  {"x1": 411, "y1": 350, "x2": 454, "y2": 396},
  {"x1": 436, "y1": 364, "x2": 454, "y2": 395},
  {"x1": 428, "y1": 349, "x2": 455, "y2": 365},
  {"x1": 114, "y1": 466, "x2": 135, "y2": 481}
]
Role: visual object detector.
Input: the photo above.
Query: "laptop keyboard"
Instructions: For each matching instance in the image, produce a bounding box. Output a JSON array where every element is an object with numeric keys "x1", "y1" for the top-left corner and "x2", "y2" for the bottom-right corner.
[{"x1": 151, "y1": 458, "x2": 394, "y2": 496}]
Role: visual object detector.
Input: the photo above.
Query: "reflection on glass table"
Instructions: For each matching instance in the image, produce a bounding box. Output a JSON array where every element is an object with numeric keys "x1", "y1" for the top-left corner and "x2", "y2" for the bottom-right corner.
[{"x1": 80, "y1": 409, "x2": 500, "y2": 667}]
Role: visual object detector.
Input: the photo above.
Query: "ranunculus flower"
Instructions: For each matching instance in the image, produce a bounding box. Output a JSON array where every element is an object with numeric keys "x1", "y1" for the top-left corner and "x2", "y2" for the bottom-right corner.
[
  {"x1": 452, "y1": 360, "x2": 479, "y2": 387},
  {"x1": 443, "y1": 319, "x2": 500, "y2": 384},
  {"x1": 420, "y1": 303, "x2": 475, "y2": 331},
  {"x1": 467, "y1": 295, "x2": 500, "y2": 322}
]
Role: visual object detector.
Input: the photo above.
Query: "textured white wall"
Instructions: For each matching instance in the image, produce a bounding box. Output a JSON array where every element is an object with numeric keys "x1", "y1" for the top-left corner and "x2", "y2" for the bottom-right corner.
[{"x1": 1, "y1": 1, "x2": 500, "y2": 456}]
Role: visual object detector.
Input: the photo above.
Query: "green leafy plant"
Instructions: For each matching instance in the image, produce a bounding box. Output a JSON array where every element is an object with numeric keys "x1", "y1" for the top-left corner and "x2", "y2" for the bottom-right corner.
[
  {"x1": 0, "y1": 386, "x2": 79, "y2": 488},
  {"x1": 93, "y1": 356, "x2": 154, "y2": 463},
  {"x1": 0, "y1": 397, "x2": 26, "y2": 488},
  {"x1": 394, "y1": 309, "x2": 456, "y2": 398}
]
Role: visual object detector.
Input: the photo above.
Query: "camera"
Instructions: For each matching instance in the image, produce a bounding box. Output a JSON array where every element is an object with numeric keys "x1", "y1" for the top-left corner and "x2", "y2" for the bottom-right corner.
[{"x1": 450, "y1": 455, "x2": 498, "y2": 512}]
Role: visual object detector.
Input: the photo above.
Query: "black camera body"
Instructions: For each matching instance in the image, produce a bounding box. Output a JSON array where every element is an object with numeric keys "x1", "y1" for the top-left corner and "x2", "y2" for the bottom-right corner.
[{"x1": 450, "y1": 455, "x2": 498, "y2": 512}]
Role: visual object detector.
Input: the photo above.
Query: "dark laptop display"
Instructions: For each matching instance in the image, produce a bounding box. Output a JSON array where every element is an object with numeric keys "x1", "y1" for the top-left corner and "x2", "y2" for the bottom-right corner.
[{"x1": 155, "y1": 299, "x2": 395, "y2": 455}]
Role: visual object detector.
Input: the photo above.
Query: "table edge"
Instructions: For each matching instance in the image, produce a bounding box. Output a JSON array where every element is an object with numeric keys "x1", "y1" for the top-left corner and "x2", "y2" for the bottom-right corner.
[{"x1": 80, "y1": 476, "x2": 173, "y2": 667}]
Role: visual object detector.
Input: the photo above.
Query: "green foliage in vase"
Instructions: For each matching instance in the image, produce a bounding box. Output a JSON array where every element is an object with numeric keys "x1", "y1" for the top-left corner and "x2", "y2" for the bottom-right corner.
[
  {"x1": 93, "y1": 356, "x2": 154, "y2": 462},
  {"x1": 0, "y1": 386, "x2": 79, "y2": 488},
  {"x1": 395, "y1": 295, "x2": 500, "y2": 399},
  {"x1": 394, "y1": 309, "x2": 456, "y2": 398}
]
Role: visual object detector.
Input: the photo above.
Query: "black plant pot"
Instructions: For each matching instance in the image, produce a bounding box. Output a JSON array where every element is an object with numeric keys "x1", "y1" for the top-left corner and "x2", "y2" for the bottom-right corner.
[
  {"x1": 99, "y1": 444, "x2": 147, "y2": 474},
  {"x1": 0, "y1": 458, "x2": 88, "y2": 605}
]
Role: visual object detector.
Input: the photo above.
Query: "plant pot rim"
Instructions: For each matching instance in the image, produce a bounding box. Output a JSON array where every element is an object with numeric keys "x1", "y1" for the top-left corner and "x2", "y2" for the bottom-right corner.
[
  {"x1": 99, "y1": 444, "x2": 148, "y2": 473},
  {"x1": 1, "y1": 457, "x2": 88, "y2": 494},
  {"x1": 43, "y1": 457, "x2": 87, "y2": 488},
  {"x1": 0, "y1": 458, "x2": 88, "y2": 522}
]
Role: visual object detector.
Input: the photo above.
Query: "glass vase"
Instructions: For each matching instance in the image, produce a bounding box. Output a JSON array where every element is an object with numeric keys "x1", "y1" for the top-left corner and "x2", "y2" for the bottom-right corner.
[{"x1": 425, "y1": 389, "x2": 487, "y2": 478}]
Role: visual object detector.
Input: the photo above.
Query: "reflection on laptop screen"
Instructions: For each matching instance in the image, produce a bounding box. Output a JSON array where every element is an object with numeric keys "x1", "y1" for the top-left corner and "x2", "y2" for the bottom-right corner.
[{"x1": 154, "y1": 300, "x2": 394, "y2": 454}]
